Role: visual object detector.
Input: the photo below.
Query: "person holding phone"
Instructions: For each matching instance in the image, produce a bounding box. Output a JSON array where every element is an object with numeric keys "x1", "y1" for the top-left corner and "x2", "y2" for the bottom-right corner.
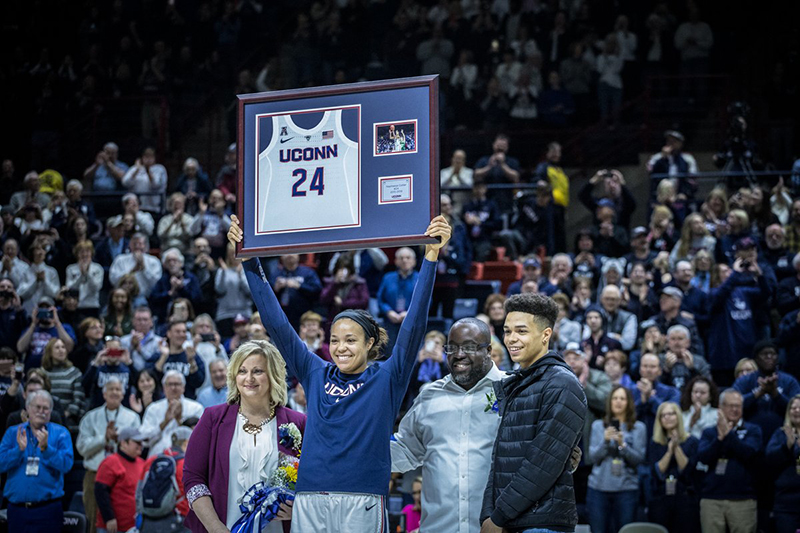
[
  {"x1": 219, "y1": 214, "x2": 449, "y2": 531},
  {"x1": 0, "y1": 278, "x2": 27, "y2": 350},
  {"x1": 587, "y1": 384, "x2": 647, "y2": 533},
  {"x1": 82, "y1": 337, "x2": 135, "y2": 409},
  {"x1": 17, "y1": 296, "x2": 77, "y2": 372},
  {"x1": 148, "y1": 321, "x2": 205, "y2": 400}
]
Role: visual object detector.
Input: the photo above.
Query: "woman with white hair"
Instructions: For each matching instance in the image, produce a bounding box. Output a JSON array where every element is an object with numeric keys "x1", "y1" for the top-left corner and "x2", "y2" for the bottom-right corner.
[
  {"x1": 184, "y1": 341, "x2": 306, "y2": 533},
  {"x1": 157, "y1": 192, "x2": 194, "y2": 254}
]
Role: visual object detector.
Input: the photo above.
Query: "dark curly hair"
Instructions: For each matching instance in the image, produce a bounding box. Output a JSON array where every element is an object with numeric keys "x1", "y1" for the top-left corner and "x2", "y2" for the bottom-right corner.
[
  {"x1": 504, "y1": 293, "x2": 558, "y2": 330},
  {"x1": 680, "y1": 375, "x2": 719, "y2": 411}
]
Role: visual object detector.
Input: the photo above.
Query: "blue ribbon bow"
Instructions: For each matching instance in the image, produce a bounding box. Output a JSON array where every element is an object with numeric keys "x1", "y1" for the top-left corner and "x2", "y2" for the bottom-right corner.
[{"x1": 230, "y1": 481, "x2": 295, "y2": 533}]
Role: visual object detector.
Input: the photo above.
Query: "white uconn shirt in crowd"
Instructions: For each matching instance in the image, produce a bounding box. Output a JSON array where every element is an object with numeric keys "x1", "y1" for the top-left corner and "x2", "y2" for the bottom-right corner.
[{"x1": 391, "y1": 364, "x2": 507, "y2": 533}]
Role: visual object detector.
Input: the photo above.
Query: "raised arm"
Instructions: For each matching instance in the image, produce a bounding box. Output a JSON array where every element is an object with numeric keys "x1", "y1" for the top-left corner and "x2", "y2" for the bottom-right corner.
[
  {"x1": 229, "y1": 216, "x2": 323, "y2": 382},
  {"x1": 387, "y1": 217, "x2": 450, "y2": 388}
]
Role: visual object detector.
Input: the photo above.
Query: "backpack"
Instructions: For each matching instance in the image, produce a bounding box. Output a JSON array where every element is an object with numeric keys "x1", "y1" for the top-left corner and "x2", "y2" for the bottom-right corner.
[{"x1": 137, "y1": 452, "x2": 185, "y2": 518}]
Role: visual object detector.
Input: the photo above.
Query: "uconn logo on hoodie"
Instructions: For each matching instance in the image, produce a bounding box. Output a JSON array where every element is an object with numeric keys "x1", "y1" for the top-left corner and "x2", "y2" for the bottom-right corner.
[
  {"x1": 730, "y1": 298, "x2": 752, "y2": 321},
  {"x1": 325, "y1": 381, "x2": 364, "y2": 402}
]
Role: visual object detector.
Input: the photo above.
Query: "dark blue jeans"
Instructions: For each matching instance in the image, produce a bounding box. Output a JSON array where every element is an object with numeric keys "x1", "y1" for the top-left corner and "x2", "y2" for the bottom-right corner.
[
  {"x1": 7, "y1": 500, "x2": 63, "y2": 533},
  {"x1": 586, "y1": 487, "x2": 638, "y2": 533}
]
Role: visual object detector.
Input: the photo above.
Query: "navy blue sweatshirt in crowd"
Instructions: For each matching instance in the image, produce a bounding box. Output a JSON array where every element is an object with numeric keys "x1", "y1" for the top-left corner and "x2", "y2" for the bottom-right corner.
[
  {"x1": 765, "y1": 427, "x2": 800, "y2": 513},
  {"x1": 733, "y1": 370, "x2": 800, "y2": 445},
  {"x1": 146, "y1": 350, "x2": 205, "y2": 399},
  {"x1": 649, "y1": 436, "x2": 699, "y2": 498},
  {"x1": 82, "y1": 362, "x2": 132, "y2": 409},
  {"x1": 707, "y1": 271, "x2": 771, "y2": 370},
  {"x1": 243, "y1": 257, "x2": 435, "y2": 497},
  {"x1": 696, "y1": 422, "x2": 761, "y2": 500}
]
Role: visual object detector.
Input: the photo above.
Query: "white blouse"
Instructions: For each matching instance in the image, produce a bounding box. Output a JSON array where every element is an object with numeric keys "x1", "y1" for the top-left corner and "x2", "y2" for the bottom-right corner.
[
  {"x1": 226, "y1": 415, "x2": 281, "y2": 532},
  {"x1": 683, "y1": 404, "x2": 719, "y2": 440}
]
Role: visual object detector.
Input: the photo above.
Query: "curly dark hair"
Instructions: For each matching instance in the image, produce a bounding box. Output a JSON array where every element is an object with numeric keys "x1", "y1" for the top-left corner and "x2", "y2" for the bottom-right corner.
[
  {"x1": 504, "y1": 293, "x2": 558, "y2": 330},
  {"x1": 680, "y1": 375, "x2": 719, "y2": 411}
]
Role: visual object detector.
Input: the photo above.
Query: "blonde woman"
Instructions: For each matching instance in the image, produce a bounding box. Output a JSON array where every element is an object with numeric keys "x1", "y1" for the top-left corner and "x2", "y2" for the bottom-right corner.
[
  {"x1": 649, "y1": 205, "x2": 676, "y2": 253},
  {"x1": 670, "y1": 213, "x2": 716, "y2": 269},
  {"x1": 765, "y1": 394, "x2": 800, "y2": 533},
  {"x1": 714, "y1": 208, "x2": 751, "y2": 264},
  {"x1": 184, "y1": 341, "x2": 306, "y2": 533},
  {"x1": 701, "y1": 187, "x2": 729, "y2": 236},
  {"x1": 648, "y1": 401, "x2": 700, "y2": 532}
]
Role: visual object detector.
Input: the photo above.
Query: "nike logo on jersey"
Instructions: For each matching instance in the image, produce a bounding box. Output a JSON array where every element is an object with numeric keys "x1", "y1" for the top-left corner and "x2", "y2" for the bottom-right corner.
[
  {"x1": 280, "y1": 137, "x2": 295, "y2": 143},
  {"x1": 365, "y1": 503, "x2": 377, "y2": 511}
]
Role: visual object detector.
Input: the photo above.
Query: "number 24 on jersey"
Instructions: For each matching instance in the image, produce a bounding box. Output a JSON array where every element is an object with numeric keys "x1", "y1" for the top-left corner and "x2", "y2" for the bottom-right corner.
[{"x1": 291, "y1": 167, "x2": 325, "y2": 197}]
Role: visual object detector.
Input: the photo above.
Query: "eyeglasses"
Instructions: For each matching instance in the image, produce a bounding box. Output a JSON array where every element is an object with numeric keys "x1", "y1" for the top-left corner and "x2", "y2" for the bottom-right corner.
[{"x1": 443, "y1": 343, "x2": 491, "y2": 356}]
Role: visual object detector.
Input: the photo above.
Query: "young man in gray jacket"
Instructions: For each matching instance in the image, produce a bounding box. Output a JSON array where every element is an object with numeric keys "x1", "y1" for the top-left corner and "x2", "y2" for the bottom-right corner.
[{"x1": 481, "y1": 293, "x2": 587, "y2": 533}]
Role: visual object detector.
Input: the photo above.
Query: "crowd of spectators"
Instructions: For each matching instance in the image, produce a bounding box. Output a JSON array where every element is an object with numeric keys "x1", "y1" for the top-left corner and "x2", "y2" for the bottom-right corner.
[
  {"x1": 0, "y1": 1, "x2": 797, "y2": 532},
  {"x1": 3, "y1": 115, "x2": 800, "y2": 532}
]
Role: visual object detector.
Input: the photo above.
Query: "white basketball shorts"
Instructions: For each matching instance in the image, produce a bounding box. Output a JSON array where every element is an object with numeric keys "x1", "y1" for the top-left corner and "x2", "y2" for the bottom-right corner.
[{"x1": 291, "y1": 492, "x2": 387, "y2": 533}]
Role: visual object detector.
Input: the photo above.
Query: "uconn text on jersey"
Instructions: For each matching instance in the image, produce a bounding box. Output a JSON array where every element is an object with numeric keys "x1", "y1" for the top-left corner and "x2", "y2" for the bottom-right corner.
[{"x1": 279, "y1": 145, "x2": 338, "y2": 163}]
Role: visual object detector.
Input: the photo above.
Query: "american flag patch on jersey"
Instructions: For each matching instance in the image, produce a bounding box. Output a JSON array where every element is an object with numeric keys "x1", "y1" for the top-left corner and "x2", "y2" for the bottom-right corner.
[{"x1": 322, "y1": 130, "x2": 333, "y2": 139}]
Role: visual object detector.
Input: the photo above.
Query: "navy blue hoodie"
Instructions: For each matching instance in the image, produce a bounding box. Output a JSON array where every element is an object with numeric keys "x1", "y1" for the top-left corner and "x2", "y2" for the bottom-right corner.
[
  {"x1": 707, "y1": 271, "x2": 771, "y2": 370},
  {"x1": 765, "y1": 427, "x2": 800, "y2": 512}
]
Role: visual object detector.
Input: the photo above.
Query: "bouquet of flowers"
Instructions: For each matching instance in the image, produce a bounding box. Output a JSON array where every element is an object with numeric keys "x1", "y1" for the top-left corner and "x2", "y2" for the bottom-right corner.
[{"x1": 230, "y1": 423, "x2": 302, "y2": 533}]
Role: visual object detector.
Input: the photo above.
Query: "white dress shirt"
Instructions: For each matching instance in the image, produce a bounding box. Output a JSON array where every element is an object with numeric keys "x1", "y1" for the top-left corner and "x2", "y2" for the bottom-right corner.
[
  {"x1": 17, "y1": 262, "x2": 60, "y2": 314},
  {"x1": 391, "y1": 364, "x2": 506, "y2": 533},
  {"x1": 226, "y1": 416, "x2": 280, "y2": 532},
  {"x1": 76, "y1": 405, "x2": 141, "y2": 471},
  {"x1": 66, "y1": 262, "x2": 104, "y2": 309},
  {"x1": 140, "y1": 396, "x2": 205, "y2": 458},
  {"x1": 109, "y1": 252, "x2": 163, "y2": 297},
  {"x1": 122, "y1": 164, "x2": 168, "y2": 212},
  {"x1": 683, "y1": 404, "x2": 719, "y2": 440},
  {"x1": 0, "y1": 257, "x2": 30, "y2": 288}
]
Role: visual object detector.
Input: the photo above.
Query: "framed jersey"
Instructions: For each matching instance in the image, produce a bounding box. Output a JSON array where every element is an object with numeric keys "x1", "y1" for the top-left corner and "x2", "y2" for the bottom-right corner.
[{"x1": 237, "y1": 75, "x2": 439, "y2": 257}]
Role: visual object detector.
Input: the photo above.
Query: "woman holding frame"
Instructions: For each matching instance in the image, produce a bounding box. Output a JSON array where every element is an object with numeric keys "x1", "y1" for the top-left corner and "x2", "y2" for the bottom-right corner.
[{"x1": 224, "y1": 214, "x2": 449, "y2": 532}]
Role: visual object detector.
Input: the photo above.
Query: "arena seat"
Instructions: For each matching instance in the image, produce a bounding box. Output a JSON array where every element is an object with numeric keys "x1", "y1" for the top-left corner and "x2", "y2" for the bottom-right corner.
[
  {"x1": 482, "y1": 261, "x2": 523, "y2": 293},
  {"x1": 468, "y1": 262, "x2": 484, "y2": 280},
  {"x1": 62, "y1": 511, "x2": 87, "y2": 533},
  {"x1": 618, "y1": 523, "x2": 668, "y2": 533},
  {"x1": 464, "y1": 280, "x2": 502, "y2": 312},
  {"x1": 453, "y1": 298, "x2": 479, "y2": 320},
  {"x1": 488, "y1": 246, "x2": 507, "y2": 261}
]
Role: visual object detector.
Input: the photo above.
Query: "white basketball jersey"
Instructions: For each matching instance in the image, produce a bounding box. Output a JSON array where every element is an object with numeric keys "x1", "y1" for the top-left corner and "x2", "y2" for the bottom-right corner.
[{"x1": 256, "y1": 109, "x2": 359, "y2": 234}]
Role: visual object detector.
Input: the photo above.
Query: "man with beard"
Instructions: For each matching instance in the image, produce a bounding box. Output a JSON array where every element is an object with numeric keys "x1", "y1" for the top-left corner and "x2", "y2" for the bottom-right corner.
[
  {"x1": 391, "y1": 318, "x2": 505, "y2": 532},
  {"x1": 392, "y1": 317, "x2": 582, "y2": 531}
]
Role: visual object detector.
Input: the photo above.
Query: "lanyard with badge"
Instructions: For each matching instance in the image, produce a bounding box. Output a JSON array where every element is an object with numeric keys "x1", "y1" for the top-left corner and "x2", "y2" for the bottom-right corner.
[{"x1": 24, "y1": 424, "x2": 40, "y2": 477}]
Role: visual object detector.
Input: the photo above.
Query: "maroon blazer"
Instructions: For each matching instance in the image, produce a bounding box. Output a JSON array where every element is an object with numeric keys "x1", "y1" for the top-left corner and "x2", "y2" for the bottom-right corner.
[{"x1": 183, "y1": 403, "x2": 306, "y2": 533}]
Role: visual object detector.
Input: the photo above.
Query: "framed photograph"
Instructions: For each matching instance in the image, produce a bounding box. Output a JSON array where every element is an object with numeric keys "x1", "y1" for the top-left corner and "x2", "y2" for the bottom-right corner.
[
  {"x1": 374, "y1": 119, "x2": 418, "y2": 157},
  {"x1": 236, "y1": 75, "x2": 439, "y2": 257}
]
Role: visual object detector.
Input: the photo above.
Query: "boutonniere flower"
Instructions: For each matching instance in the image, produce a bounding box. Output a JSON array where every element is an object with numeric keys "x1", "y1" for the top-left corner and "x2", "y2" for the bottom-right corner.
[
  {"x1": 485, "y1": 391, "x2": 499, "y2": 414},
  {"x1": 278, "y1": 422, "x2": 303, "y2": 452}
]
